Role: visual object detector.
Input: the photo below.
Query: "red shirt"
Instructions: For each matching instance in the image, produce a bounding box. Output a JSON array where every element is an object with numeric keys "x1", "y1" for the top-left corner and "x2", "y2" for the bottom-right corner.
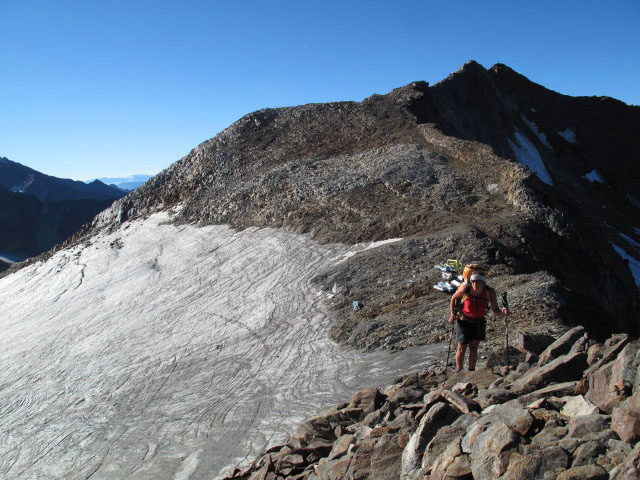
[{"x1": 461, "y1": 289, "x2": 489, "y2": 319}]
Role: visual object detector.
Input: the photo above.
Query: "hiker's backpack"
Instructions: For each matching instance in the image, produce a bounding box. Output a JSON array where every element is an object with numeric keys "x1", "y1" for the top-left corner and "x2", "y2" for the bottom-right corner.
[{"x1": 462, "y1": 263, "x2": 488, "y2": 283}]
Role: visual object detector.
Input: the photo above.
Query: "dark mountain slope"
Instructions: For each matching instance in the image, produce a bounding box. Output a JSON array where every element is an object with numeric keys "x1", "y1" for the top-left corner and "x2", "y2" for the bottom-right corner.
[
  {"x1": 0, "y1": 157, "x2": 126, "y2": 202},
  {"x1": 0, "y1": 185, "x2": 116, "y2": 257},
  {"x1": 37, "y1": 61, "x2": 640, "y2": 343}
]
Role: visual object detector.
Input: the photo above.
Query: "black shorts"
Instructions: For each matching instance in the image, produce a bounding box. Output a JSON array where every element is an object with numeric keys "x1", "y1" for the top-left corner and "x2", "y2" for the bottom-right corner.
[{"x1": 455, "y1": 318, "x2": 486, "y2": 345}]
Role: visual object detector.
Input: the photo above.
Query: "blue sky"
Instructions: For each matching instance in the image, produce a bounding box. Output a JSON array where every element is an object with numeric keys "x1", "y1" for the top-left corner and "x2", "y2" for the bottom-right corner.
[{"x1": 1, "y1": 0, "x2": 638, "y2": 180}]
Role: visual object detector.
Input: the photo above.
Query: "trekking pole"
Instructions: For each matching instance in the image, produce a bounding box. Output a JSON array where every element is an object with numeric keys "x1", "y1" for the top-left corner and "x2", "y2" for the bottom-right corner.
[
  {"x1": 444, "y1": 299, "x2": 460, "y2": 380},
  {"x1": 501, "y1": 292, "x2": 510, "y2": 370}
]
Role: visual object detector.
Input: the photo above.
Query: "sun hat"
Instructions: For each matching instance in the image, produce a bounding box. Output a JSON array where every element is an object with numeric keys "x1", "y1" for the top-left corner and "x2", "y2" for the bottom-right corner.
[{"x1": 469, "y1": 273, "x2": 486, "y2": 283}]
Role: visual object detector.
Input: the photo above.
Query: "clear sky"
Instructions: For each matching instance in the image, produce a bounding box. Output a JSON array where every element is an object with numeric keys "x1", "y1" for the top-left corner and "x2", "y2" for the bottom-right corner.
[{"x1": 1, "y1": 0, "x2": 638, "y2": 181}]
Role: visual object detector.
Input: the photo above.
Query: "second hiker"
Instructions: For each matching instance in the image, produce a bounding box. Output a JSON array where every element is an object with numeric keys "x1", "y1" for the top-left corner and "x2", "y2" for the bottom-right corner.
[{"x1": 448, "y1": 273, "x2": 509, "y2": 371}]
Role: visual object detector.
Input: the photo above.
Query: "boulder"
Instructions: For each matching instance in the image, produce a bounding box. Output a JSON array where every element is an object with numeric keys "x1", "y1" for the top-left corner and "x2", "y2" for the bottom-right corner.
[
  {"x1": 585, "y1": 334, "x2": 630, "y2": 377},
  {"x1": 502, "y1": 446, "x2": 568, "y2": 479},
  {"x1": 328, "y1": 435, "x2": 355, "y2": 460},
  {"x1": 422, "y1": 414, "x2": 477, "y2": 468},
  {"x1": 400, "y1": 402, "x2": 459, "y2": 480},
  {"x1": 370, "y1": 434, "x2": 408, "y2": 480},
  {"x1": 470, "y1": 422, "x2": 520, "y2": 480},
  {"x1": 517, "y1": 381, "x2": 579, "y2": 405},
  {"x1": 611, "y1": 406, "x2": 640, "y2": 443},
  {"x1": 511, "y1": 351, "x2": 588, "y2": 395},
  {"x1": 571, "y1": 440, "x2": 606, "y2": 467},
  {"x1": 556, "y1": 465, "x2": 608, "y2": 480},
  {"x1": 440, "y1": 389, "x2": 480, "y2": 414},
  {"x1": 427, "y1": 439, "x2": 471, "y2": 480},
  {"x1": 566, "y1": 413, "x2": 609, "y2": 438},
  {"x1": 560, "y1": 395, "x2": 599, "y2": 418},
  {"x1": 477, "y1": 388, "x2": 516, "y2": 409},
  {"x1": 537, "y1": 326, "x2": 585, "y2": 366},
  {"x1": 586, "y1": 362, "x2": 620, "y2": 413},
  {"x1": 609, "y1": 442, "x2": 640, "y2": 479},
  {"x1": 516, "y1": 333, "x2": 555, "y2": 355},
  {"x1": 587, "y1": 343, "x2": 606, "y2": 365},
  {"x1": 310, "y1": 454, "x2": 353, "y2": 480},
  {"x1": 582, "y1": 428, "x2": 618, "y2": 443},
  {"x1": 348, "y1": 389, "x2": 386, "y2": 417},
  {"x1": 346, "y1": 437, "x2": 377, "y2": 480}
]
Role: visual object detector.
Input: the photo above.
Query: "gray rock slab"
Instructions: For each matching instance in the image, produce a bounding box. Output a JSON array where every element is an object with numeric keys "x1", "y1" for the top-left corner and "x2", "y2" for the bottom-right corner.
[
  {"x1": 567, "y1": 414, "x2": 610, "y2": 438},
  {"x1": 470, "y1": 422, "x2": 520, "y2": 480},
  {"x1": 537, "y1": 326, "x2": 585, "y2": 366},
  {"x1": 517, "y1": 381, "x2": 579, "y2": 405},
  {"x1": 511, "y1": 351, "x2": 588, "y2": 394}
]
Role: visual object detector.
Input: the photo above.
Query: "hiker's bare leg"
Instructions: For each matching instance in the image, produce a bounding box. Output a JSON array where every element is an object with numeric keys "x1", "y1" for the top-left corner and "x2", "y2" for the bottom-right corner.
[
  {"x1": 456, "y1": 343, "x2": 467, "y2": 371},
  {"x1": 468, "y1": 340, "x2": 480, "y2": 370}
]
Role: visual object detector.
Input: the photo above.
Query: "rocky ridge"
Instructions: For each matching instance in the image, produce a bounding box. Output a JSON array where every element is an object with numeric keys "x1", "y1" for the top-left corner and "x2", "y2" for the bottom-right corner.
[
  {"x1": 7, "y1": 61, "x2": 639, "y2": 344},
  {"x1": 222, "y1": 329, "x2": 640, "y2": 480},
  {"x1": 66, "y1": 60, "x2": 639, "y2": 346}
]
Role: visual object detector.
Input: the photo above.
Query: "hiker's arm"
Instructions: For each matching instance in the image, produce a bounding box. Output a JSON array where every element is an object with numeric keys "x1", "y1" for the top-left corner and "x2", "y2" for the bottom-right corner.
[
  {"x1": 448, "y1": 286, "x2": 465, "y2": 323},
  {"x1": 490, "y1": 290, "x2": 509, "y2": 317}
]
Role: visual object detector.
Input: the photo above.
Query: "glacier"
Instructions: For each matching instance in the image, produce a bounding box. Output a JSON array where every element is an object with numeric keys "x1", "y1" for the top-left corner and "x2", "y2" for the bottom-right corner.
[{"x1": 0, "y1": 212, "x2": 442, "y2": 479}]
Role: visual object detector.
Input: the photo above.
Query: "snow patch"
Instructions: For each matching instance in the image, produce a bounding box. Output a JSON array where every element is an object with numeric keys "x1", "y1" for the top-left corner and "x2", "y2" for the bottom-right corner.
[
  {"x1": 612, "y1": 242, "x2": 640, "y2": 288},
  {"x1": 334, "y1": 237, "x2": 403, "y2": 265},
  {"x1": 486, "y1": 184, "x2": 499, "y2": 195},
  {"x1": 521, "y1": 114, "x2": 552, "y2": 149},
  {"x1": 558, "y1": 128, "x2": 577, "y2": 143},
  {"x1": 508, "y1": 130, "x2": 554, "y2": 185},
  {"x1": 583, "y1": 169, "x2": 605, "y2": 183}
]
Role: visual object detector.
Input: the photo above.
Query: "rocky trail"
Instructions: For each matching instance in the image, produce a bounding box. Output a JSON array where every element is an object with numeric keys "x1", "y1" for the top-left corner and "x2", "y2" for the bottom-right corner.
[{"x1": 225, "y1": 328, "x2": 640, "y2": 480}]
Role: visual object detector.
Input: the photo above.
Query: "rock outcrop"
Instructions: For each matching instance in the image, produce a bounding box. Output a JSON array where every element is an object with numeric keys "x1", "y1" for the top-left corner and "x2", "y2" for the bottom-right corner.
[{"x1": 222, "y1": 332, "x2": 640, "y2": 480}]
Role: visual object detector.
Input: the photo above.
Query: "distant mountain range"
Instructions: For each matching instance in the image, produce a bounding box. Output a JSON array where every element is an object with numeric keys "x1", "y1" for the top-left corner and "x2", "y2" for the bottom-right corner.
[
  {"x1": 87, "y1": 174, "x2": 152, "y2": 191},
  {"x1": 0, "y1": 157, "x2": 126, "y2": 201},
  {"x1": 0, "y1": 157, "x2": 127, "y2": 267}
]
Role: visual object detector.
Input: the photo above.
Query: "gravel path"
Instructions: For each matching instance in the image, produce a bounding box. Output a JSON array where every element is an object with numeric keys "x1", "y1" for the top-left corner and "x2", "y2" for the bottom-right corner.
[{"x1": 0, "y1": 212, "x2": 442, "y2": 480}]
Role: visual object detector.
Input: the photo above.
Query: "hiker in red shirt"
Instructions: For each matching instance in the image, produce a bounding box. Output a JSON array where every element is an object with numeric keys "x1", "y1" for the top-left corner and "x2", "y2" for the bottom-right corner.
[{"x1": 449, "y1": 273, "x2": 509, "y2": 371}]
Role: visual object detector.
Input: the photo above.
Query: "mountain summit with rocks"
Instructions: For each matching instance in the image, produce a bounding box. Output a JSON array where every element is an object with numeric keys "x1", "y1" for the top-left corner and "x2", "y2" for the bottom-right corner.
[{"x1": 1, "y1": 61, "x2": 639, "y2": 479}]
